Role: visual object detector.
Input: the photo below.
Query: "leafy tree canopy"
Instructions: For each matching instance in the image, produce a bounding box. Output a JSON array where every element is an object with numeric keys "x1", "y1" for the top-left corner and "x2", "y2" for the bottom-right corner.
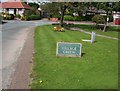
[{"x1": 28, "y1": 2, "x2": 39, "y2": 9}]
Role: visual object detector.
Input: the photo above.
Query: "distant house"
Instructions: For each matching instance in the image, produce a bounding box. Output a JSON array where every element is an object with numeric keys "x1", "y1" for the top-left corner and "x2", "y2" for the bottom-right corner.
[{"x1": 0, "y1": 2, "x2": 32, "y2": 15}]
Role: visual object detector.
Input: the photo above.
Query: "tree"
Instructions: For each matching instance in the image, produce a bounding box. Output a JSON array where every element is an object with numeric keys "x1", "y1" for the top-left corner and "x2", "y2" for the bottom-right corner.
[
  {"x1": 92, "y1": 14, "x2": 106, "y2": 30},
  {"x1": 113, "y1": 2, "x2": 120, "y2": 12},
  {"x1": 95, "y1": 2, "x2": 114, "y2": 32},
  {"x1": 28, "y1": 2, "x2": 39, "y2": 9},
  {"x1": 42, "y1": 2, "x2": 60, "y2": 18},
  {"x1": 42, "y1": 2, "x2": 71, "y2": 26},
  {"x1": 92, "y1": 14, "x2": 106, "y2": 25},
  {"x1": 59, "y1": 2, "x2": 90, "y2": 26},
  {"x1": 59, "y1": 2, "x2": 71, "y2": 26}
]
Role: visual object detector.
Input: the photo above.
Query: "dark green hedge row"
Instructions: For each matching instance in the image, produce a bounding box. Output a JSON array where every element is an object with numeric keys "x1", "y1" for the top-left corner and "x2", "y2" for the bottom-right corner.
[
  {"x1": 64, "y1": 15, "x2": 94, "y2": 21},
  {"x1": 26, "y1": 15, "x2": 41, "y2": 20},
  {"x1": 64, "y1": 15, "x2": 113, "y2": 22}
]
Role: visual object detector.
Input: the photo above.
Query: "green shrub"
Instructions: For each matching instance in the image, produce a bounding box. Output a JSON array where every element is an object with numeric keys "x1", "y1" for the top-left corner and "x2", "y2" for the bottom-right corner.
[
  {"x1": 26, "y1": 15, "x2": 41, "y2": 20},
  {"x1": 108, "y1": 15, "x2": 113, "y2": 22},
  {"x1": 64, "y1": 15, "x2": 82, "y2": 21},
  {"x1": 80, "y1": 15, "x2": 94, "y2": 21},
  {"x1": 64, "y1": 15, "x2": 74, "y2": 21},
  {"x1": 74, "y1": 16, "x2": 82, "y2": 21},
  {"x1": 24, "y1": 9, "x2": 41, "y2": 20},
  {"x1": 48, "y1": 13, "x2": 60, "y2": 19},
  {"x1": 64, "y1": 15, "x2": 94, "y2": 21},
  {"x1": 53, "y1": 14, "x2": 60, "y2": 19},
  {"x1": 20, "y1": 15, "x2": 26, "y2": 20},
  {"x1": 6, "y1": 14, "x2": 14, "y2": 20},
  {"x1": 25, "y1": 9, "x2": 36, "y2": 16},
  {"x1": 1, "y1": 13, "x2": 14, "y2": 20},
  {"x1": 92, "y1": 14, "x2": 106, "y2": 25},
  {"x1": 16, "y1": 14, "x2": 21, "y2": 18}
]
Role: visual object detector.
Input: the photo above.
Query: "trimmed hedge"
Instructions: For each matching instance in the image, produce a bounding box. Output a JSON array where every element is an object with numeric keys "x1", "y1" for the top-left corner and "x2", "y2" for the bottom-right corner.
[
  {"x1": 64, "y1": 15, "x2": 74, "y2": 21},
  {"x1": 64, "y1": 15, "x2": 94, "y2": 21},
  {"x1": 26, "y1": 15, "x2": 41, "y2": 20},
  {"x1": 84, "y1": 15, "x2": 94, "y2": 21}
]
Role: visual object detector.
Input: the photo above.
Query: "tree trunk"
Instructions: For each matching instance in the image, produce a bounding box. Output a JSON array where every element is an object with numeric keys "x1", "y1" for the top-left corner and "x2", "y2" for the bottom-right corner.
[
  {"x1": 103, "y1": 10, "x2": 108, "y2": 32},
  {"x1": 59, "y1": 10, "x2": 64, "y2": 27},
  {"x1": 59, "y1": 4, "x2": 66, "y2": 27},
  {"x1": 103, "y1": 23, "x2": 107, "y2": 32}
]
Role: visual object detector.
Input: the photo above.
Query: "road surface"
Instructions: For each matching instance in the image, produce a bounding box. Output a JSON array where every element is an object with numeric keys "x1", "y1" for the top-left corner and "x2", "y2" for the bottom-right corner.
[
  {"x1": 1, "y1": 19, "x2": 55, "y2": 90},
  {"x1": 0, "y1": 19, "x2": 119, "y2": 90}
]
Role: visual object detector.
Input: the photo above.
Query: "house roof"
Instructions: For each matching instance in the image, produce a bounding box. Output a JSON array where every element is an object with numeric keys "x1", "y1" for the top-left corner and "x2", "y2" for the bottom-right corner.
[{"x1": 0, "y1": 2, "x2": 31, "y2": 9}]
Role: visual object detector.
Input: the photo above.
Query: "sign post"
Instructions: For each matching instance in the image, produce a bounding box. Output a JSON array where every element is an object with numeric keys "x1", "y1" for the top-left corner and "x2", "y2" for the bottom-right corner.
[
  {"x1": 91, "y1": 32, "x2": 96, "y2": 43},
  {"x1": 56, "y1": 42, "x2": 82, "y2": 57},
  {"x1": 82, "y1": 31, "x2": 95, "y2": 44}
]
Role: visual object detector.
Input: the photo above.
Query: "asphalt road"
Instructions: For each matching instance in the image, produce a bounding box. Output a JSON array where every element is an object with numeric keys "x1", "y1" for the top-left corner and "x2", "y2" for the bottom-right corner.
[
  {"x1": 0, "y1": 19, "x2": 119, "y2": 90},
  {"x1": 1, "y1": 19, "x2": 55, "y2": 89}
]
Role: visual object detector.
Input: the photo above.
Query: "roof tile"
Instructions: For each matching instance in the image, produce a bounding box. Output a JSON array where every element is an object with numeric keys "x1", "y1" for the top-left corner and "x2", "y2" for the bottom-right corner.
[{"x1": 0, "y1": 2, "x2": 31, "y2": 9}]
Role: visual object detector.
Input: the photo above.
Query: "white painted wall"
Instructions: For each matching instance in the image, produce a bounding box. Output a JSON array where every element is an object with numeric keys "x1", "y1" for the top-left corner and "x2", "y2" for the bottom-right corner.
[
  {"x1": 18, "y1": 9, "x2": 24, "y2": 15},
  {"x1": 8, "y1": 9, "x2": 14, "y2": 14}
]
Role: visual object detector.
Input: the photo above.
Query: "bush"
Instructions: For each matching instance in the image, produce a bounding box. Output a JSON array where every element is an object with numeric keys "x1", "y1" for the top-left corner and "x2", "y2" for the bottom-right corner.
[
  {"x1": 20, "y1": 15, "x2": 26, "y2": 20},
  {"x1": 24, "y1": 9, "x2": 41, "y2": 20},
  {"x1": 92, "y1": 14, "x2": 106, "y2": 25},
  {"x1": 64, "y1": 15, "x2": 94, "y2": 21},
  {"x1": 1, "y1": 13, "x2": 14, "y2": 20},
  {"x1": 83, "y1": 15, "x2": 94, "y2": 21},
  {"x1": 6, "y1": 14, "x2": 14, "y2": 20},
  {"x1": 103, "y1": 15, "x2": 113, "y2": 22},
  {"x1": 53, "y1": 14, "x2": 60, "y2": 19},
  {"x1": 74, "y1": 16, "x2": 82, "y2": 21},
  {"x1": 25, "y1": 9, "x2": 36, "y2": 16},
  {"x1": 48, "y1": 13, "x2": 60, "y2": 19},
  {"x1": 108, "y1": 15, "x2": 113, "y2": 22},
  {"x1": 26, "y1": 15, "x2": 41, "y2": 20},
  {"x1": 64, "y1": 15, "x2": 74, "y2": 21},
  {"x1": 16, "y1": 14, "x2": 21, "y2": 18}
]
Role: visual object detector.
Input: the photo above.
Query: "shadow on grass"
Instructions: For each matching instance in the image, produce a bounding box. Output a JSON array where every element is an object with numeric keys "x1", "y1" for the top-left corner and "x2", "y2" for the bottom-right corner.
[
  {"x1": 81, "y1": 53, "x2": 86, "y2": 57},
  {"x1": 94, "y1": 41, "x2": 97, "y2": 43}
]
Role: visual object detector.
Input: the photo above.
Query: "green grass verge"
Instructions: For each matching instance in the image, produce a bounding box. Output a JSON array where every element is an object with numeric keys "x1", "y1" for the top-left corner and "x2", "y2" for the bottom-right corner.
[
  {"x1": 64, "y1": 24, "x2": 119, "y2": 38},
  {"x1": 31, "y1": 25, "x2": 118, "y2": 89}
]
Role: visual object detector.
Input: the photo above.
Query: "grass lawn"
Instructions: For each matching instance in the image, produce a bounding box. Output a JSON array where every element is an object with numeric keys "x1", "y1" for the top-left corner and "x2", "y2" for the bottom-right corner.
[
  {"x1": 64, "y1": 24, "x2": 120, "y2": 38},
  {"x1": 31, "y1": 25, "x2": 118, "y2": 89}
]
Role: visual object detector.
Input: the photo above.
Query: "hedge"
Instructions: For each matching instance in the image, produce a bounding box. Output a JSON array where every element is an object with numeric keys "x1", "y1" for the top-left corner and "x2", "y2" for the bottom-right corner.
[
  {"x1": 64, "y1": 15, "x2": 74, "y2": 21},
  {"x1": 26, "y1": 15, "x2": 41, "y2": 20},
  {"x1": 64, "y1": 15, "x2": 94, "y2": 21}
]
